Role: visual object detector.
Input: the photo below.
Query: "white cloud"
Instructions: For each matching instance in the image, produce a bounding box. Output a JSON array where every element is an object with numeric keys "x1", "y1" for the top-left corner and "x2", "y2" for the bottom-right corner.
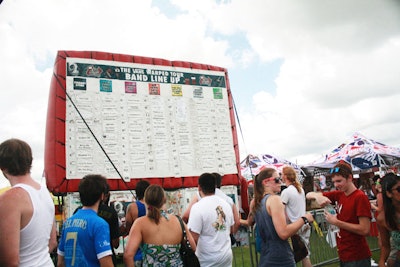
[
  {"x1": 1, "y1": 0, "x2": 400, "y2": 189},
  {"x1": 0, "y1": 0, "x2": 234, "y2": 186},
  {"x1": 205, "y1": 0, "x2": 400, "y2": 165}
]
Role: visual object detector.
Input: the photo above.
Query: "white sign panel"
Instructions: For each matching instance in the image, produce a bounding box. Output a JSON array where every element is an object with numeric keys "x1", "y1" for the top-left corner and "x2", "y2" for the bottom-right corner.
[{"x1": 65, "y1": 58, "x2": 237, "y2": 180}]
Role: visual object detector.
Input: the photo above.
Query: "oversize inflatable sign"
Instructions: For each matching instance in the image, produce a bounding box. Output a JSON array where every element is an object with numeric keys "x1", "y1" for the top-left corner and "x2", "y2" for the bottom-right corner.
[{"x1": 45, "y1": 51, "x2": 242, "y2": 193}]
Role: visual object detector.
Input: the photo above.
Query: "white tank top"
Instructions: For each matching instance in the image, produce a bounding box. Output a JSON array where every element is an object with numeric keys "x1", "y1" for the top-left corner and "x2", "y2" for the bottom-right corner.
[{"x1": 14, "y1": 183, "x2": 55, "y2": 267}]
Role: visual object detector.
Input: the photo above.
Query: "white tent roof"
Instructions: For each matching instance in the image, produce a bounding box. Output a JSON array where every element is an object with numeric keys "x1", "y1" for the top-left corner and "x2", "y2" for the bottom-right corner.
[{"x1": 303, "y1": 132, "x2": 400, "y2": 172}]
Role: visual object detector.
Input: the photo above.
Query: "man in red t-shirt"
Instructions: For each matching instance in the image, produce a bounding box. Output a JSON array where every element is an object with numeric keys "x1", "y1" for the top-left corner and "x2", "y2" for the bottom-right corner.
[{"x1": 307, "y1": 161, "x2": 372, "y2": 267}]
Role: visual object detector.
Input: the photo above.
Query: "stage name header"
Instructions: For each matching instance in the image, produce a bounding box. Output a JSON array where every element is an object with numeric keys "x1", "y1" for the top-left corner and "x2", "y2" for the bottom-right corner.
[{"x1": 67, "y1": 61, "x2": 226, "y2": 87}]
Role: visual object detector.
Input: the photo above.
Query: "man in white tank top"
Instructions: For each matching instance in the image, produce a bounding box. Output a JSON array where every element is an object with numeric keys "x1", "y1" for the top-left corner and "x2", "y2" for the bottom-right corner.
[{"x1": 0, "y1": 138, "x2": 57, "y2": 267}]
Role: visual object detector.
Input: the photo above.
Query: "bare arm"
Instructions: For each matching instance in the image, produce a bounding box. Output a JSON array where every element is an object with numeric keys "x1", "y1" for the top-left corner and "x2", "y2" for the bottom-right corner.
[
  {"x1": 189, "y1": 230, "x2": 200, "y2": 245},
  {"x1": 240, "y1": 199, "x2": 255, "y2": 227},
  {"x1": 377, "y1": 213, "x2": 391, "y2": 267},
  {"x1": 124, "y1": 219, "x2": 142, "y2": 267},
  {"x1": 185, "y1": 223, "x2": 197, "y2": 251},
  {"x1": 125, "y1": 202, "x2": 138, "y2": 234},
  {"x1": 240, "y1": 215, "x2": 254, "y2": 227},
  {"x1": 57, "y1": 255, "x2": 65, "y2": 267},
  {"x1": 99, "y1": 255, "x2": 114, "y2": 267},
  {"x1": 182, "y1": 194, "x2": 199, "y2": 223},
  {"x1": 269, "y1": 195, "x2": 314, "y2": 240},
  {"x1": 0, "y1": 190, "x2": 23, "y2": 267},
  {"x1": 370, "y1": 201, "x2": 378, "y2": 211},
  {"x1": 231, "y1": 204, "x2": 240, "y2": 234},
  {"x1": 48, "y1": 221, "x2": 58, "y2": 252},
  {"x1": 306, "y1": 191, "x2": 331, "y2": 207}
]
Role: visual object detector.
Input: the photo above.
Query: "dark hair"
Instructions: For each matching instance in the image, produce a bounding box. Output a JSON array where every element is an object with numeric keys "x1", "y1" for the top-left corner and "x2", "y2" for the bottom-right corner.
[
  {"x1": 331, "y1": 161, "x2": 353, "y2": 179},
  {"x1": 102, "y1": 183, "x2": 111, "y2": 205},
  {"x1": 144, "y1": 184, "x2": 166, "y2": 224},
  {"x1": 104, "y1": 182, "x2": 110, "y2": 194},
  {"x1": 212, "y1": 172, "x2": 222, "y2": 188},
  {"x1": 198, "y1": 173, "x2": 216, "y2": 194},
  {"x1": 0, "y1": 138, "x2": 32, "y2": 176},
  {"x1": 373, "y1": 174, "x2": 380, "y2": 183},
  {"x1": 252, "y1": 168, "x2": 277, "y2": 213},
  {"x1": 381, "y1": 173, "x2": 400, "y2": 231},
  {"x1": 136, "y1": 180, "x2": 150, "y2": 200},
  {"x1": 79, "y1": 174, "x2": 108, "y2": 206}
]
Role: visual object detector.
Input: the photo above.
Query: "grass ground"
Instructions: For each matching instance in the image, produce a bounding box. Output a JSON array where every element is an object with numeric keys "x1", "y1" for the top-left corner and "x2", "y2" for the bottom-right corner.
[
  {"x1": 116, "y1": 248, "x2": 380, "y2": 267},
  {"x1": 116, "y1": 235, "x2": 381, "y2": 266}
]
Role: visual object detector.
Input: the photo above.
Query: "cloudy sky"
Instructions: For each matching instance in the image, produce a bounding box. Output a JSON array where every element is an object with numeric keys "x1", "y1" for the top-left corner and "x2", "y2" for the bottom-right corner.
[{"x1": 1, "y1": 0, "x2": 400, "y2": 188}]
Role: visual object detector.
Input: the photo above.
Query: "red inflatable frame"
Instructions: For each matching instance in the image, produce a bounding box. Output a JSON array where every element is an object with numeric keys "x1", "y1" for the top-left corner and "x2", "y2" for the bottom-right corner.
[{"x1": 44, "y1": 50, "x2": 248, "y2": 212}]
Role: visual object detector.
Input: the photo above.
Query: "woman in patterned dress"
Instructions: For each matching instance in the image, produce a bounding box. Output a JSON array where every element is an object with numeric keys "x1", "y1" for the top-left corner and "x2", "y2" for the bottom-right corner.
[{"x1": 124, "y1": 184, "x2": 196, "y2": 267}]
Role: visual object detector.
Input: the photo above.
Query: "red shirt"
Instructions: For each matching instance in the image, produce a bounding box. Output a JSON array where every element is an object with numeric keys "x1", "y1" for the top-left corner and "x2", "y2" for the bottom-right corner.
[{"x1": 324, "y1": 189, "x2": 372, "y2": 262}]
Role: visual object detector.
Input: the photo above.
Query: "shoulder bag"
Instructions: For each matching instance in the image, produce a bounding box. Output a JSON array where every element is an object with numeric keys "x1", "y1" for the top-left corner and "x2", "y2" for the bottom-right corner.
[{"x1": 175, "y1": 215, "x2": 200, "y2": 267}]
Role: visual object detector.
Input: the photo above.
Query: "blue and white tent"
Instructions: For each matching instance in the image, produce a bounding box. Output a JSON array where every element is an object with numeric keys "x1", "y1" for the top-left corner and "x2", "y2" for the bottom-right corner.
[
  {"x1": 240, "y1": 153, "x2": 305, "y2": 183},
  {"x1": 303, "y1": 132, "x2": 400, "y2": 172}
]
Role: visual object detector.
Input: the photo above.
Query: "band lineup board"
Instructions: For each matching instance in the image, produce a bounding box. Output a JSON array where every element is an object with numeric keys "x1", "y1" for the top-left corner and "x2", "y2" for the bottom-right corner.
[{"x1": 45, "y1": 51, "x2": 243, "y2": 193}]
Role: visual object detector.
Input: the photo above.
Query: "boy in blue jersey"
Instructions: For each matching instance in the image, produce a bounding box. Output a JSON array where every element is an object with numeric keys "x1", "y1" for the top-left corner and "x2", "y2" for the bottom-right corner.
[{"x1": 57, "y1": 174, "x2": 114, "y2": 267}]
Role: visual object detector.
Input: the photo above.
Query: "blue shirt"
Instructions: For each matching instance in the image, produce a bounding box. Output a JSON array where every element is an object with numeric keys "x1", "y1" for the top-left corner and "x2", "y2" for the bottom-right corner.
[
  {"x1": 58, "y1": 209, "x2": 112, "y2": 267},
  {"x1": 134, "y1": 201, "x2": 146, "y2": 261}
]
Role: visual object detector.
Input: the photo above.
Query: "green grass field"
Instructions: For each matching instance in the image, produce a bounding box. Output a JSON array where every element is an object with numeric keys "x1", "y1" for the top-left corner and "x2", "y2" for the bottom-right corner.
[
  {"x1": 230, "y1": 234, "x2": 380, "y2": 267},
  {"x1": 116, "y1": 235, "x2": 380, "y2": 266}
]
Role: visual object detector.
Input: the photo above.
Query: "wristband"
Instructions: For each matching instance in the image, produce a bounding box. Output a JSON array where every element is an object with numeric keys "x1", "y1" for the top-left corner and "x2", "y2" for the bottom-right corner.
[{"x1": 301, "y1": 216, "x2": 309, "y2": 225}]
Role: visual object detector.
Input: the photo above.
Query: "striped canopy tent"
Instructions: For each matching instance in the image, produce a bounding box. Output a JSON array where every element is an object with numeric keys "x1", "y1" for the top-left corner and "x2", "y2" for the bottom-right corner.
[
  {"x1": 303, "y1": 132, "x2": 400, "y2": 174},
  {"x1": 240, "y1": 153, "x2": 305, "y2": 184}
]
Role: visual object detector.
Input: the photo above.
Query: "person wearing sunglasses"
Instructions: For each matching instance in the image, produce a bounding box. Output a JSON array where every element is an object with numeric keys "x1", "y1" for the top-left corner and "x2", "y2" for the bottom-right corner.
[
  {"x1": 306, "y1": 161, "x2": 372, "y2": 267},
  {"x1": 252, "y1": 168, "x2": 314, "y2": 267},
  {"x1": 377, "y1": 173, "x2": 400, "y2": 267},
  {"x1": 281, "y1": 166, "x2": 313, "y2": 267}
]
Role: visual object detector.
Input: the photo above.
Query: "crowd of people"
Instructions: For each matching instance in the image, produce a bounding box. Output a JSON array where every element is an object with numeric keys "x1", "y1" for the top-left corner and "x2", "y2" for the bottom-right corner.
[
  {"x1": 0, "y1": 138, "x2": 399, "y2": 267},
  {"x1": 0, "y1": 138, "x2": 238, "y2": 267}
]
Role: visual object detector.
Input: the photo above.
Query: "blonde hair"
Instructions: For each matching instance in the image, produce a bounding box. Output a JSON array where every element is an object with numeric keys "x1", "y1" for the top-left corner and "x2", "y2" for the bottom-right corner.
[{"x1": 282, "y1": 166, "x2": 302, "y2": 193}]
